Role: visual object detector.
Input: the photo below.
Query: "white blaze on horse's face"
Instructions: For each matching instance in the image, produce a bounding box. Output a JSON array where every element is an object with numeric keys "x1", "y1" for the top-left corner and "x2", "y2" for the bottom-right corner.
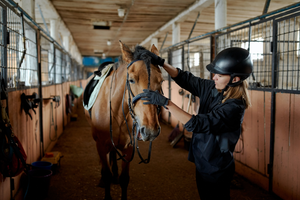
[{"x1": 128, "y1": 60, "x2": 163, "y2": 142}]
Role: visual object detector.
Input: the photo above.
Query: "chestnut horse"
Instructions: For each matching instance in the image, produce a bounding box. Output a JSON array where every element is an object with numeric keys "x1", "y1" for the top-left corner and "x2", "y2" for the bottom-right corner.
[{"x1": 84, "y1": 41, "x2": 163, "y2": 200}]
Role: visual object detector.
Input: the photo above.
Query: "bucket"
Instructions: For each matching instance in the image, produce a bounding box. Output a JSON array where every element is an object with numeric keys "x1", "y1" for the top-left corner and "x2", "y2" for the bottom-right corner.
[
  {"x1": 31, "y1": 161, "x2": 53, "y2": 170},
  {"x1": 26, "y1": 169, "x2": 52, "y2": 200}
]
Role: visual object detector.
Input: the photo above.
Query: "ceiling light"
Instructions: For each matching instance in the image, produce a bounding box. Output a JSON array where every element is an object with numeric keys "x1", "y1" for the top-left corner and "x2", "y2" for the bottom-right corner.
[
  {"x1": 94, "y1": 49, "x2": 103, "y2": 54},
  {"x1": 118, "y1": 7, "x2": 125, "y2": 18},
  {"x1": 107, "y1": 40, "x2": 111, "y2": 46},
  {"x1": 91, "y1": 20, "x2": 112, "y2": 30}
]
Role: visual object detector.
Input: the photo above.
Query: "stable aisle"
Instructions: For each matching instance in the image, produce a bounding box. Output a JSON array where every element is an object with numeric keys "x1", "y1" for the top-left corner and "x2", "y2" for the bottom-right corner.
[{"x1": 44, "y1": 104, "x2": 281, "y2": 200}]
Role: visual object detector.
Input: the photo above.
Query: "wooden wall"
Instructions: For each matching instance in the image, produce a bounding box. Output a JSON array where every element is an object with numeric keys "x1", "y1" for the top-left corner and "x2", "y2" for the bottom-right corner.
[
  {"x1": 161, "y1": 81, "x2": 197, "y2": 135},
  {"x1": 162, "y1": 81, "x2": 300, "y2": 200},
  {"x1": 2, "y1": 78, "x2": 300, "y2": 200},
  {"x1": 234, "y1": 91, "x2": 271, "y2": 191},
  {"x1": 272, "y1": 93, "x2": 300, "y2": 200},
  {"x1": 0, "y1": 80, "x2": 85, "y2": 200},
  {"x1": 236, "y1": 92, "x2": 300, "y2": 200},
  {"x1": 0, "y1": 88, "x2": 41, "y2": 200}
]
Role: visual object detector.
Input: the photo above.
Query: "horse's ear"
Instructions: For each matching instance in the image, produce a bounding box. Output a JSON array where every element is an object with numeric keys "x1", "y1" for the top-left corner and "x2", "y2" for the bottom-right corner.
[
  {"x1": 150, "y1": 44, "x2": 159, "y2": 56},
  {"x1": 119, "y1": 40, "x2": 133, "y2": 63}
]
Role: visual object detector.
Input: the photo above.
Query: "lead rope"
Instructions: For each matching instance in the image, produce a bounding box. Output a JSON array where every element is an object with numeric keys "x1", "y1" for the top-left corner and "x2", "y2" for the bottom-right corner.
[
  {"x1": 109, "y1": 70, "x2": 133, "y2": 163},
  {"x1": 109, "y1": 60, "x2": 154, "y2": 164},
  {"x1": 136, "y1": 133, "x2": 152, "y2": 164},
  {"x1": 131, "y1": 58, "x2": 153, "y2": 164},
  {"x1": 109, "y1": 69, "x2": 137, "y2": 163},
  {"x1": 122, "y1": 82, "x2": 134, "y2": 147},
  {"x1": 126, "y1": 75, "x2": 152, "y2": 164}
]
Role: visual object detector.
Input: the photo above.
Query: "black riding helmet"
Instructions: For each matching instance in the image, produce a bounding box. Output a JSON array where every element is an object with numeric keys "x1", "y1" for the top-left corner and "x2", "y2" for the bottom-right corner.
[{"x1": 206, "y1": 47, "x2": 253, "y2": 87}]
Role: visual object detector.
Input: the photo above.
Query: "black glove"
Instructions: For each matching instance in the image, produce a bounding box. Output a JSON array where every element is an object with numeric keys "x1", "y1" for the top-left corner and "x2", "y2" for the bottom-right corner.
[
  {"x1": 142, "y1": 52, "x2": 165, "y2": 66},
  {"x1": 141, "y1": 89, "x2": 169, "y2": 108}
]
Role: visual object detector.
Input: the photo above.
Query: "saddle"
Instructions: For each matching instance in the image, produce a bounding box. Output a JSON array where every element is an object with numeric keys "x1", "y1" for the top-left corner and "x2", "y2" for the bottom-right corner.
[{"x1": 83, "y1": 62, "x2": 114, "y2": 108}]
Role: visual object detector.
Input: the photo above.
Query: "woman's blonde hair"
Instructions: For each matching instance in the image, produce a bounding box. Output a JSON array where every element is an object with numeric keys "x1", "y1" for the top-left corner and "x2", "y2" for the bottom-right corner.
[{"x1": 223, "y1": 80, "x2": 251, "y2": 109}]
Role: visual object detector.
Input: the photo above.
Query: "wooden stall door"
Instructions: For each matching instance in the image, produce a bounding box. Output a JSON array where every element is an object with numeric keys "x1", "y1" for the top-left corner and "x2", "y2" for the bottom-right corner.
[
  {"x1": 234, "y1": 90, "x2": 271, "y2": 191},
  {"x1": 273, "y1": 93, "x2": 300, "y2": 200}
]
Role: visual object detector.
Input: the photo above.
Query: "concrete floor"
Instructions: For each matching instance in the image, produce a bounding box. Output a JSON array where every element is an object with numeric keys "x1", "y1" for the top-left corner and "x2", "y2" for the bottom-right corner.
[{"x1": 43, "y1": 105, "x2": 282, "y2": 200}]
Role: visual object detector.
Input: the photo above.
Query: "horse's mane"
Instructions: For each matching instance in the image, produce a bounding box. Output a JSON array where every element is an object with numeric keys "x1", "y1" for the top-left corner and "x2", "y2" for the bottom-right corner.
[{"x1": 115, "y1": 45, "x2": 152, "y2": 88}]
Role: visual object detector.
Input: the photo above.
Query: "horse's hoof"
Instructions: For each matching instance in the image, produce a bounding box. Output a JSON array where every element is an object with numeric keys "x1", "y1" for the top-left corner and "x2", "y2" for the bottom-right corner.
[{"x1": 97, "y1": 178, "x2": 105, "y2": 188}]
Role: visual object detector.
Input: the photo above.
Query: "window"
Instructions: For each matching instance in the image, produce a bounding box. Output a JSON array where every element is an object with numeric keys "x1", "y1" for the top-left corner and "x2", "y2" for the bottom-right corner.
[
  {"x1": 241, "y1": 37, "x2": 264, "y2": 60},
  {"x1": 194, "y1": 52, "x2": 200, "y2": 67},
  {"x1": 297, "y1": 29, "x2": 300, "y2": 57},
  {"x1": 172, "y1": 49, "x2": 182, "y2": 69}
]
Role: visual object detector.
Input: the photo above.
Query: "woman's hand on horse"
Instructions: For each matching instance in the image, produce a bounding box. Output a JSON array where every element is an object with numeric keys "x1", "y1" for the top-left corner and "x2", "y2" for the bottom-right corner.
[
  {"x1": 142, "y1": 52, "x2": 165, "y2": 66},
  {"x1": 141, "y1": 89, "x2": 169, "y2": 108}
]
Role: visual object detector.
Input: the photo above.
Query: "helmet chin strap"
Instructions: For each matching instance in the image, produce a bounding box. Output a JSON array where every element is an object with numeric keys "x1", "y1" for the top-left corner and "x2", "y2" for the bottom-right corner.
[
  {"x1": 221, "y1": 86, "x2": 229, "y2": 97},
  {"x1": 220, "y1": 75, "x2": 242, "y2": 95},
  {"x1": 226, "y1": 75, "x2": 243, "y2": 87}
]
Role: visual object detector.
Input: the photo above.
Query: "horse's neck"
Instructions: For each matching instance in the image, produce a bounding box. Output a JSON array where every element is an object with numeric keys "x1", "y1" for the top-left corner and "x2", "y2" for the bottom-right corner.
[{"x1": 111, "y1": 65, "x2": 131, "y2": 124}]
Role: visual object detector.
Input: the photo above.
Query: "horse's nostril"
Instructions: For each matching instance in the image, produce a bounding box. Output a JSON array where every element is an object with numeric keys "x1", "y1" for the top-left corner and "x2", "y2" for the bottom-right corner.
[
  {"x1": 157, "y1": 126, "x2": 161, "y2": 136},
  {"x1": 140, "y1": 127, "x2": 145, "y2": 135}
]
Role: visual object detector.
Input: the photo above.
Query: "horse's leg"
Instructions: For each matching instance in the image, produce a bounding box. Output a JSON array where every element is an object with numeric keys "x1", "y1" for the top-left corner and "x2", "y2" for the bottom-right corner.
[
  {"x1": 96, "y1": 140, "x2": 112, "y2": 200},
  {"x1": 99, "y1": 150, "x2": 119, "y2": 186},
  {"x1": 110, "y1": 149, "x2": 119, "y2": 184},
  {"x1": 120, "y1": 145, "x2": 133, "y2": 200}
]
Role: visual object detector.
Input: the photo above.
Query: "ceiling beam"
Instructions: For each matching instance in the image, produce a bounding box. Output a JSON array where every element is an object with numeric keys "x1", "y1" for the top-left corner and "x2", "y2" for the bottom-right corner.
[
  {"x1": 139, "y1": 0, "x2": 214, "y2": 46},
  {"x1": 36, "y1": 0, "x2": 82, "y2": 63},
  {"x1": 262, "y1": 0, "x2": 271, "y2": 15}
]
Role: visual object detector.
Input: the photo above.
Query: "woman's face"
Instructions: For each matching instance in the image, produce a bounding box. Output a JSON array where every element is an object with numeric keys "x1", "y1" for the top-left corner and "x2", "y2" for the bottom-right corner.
[{"x1": 213, "y1": 74, "x2": 231, "y2": 90}]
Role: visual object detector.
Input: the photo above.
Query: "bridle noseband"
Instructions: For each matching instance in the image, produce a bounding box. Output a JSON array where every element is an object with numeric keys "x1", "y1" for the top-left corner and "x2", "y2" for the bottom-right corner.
[{"x1": 109, "y1": 60, "x2": 161, "y2": 164}]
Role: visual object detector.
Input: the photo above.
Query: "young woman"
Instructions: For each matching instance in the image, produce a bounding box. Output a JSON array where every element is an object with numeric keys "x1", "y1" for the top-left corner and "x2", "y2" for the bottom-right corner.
[{"x1": 141, "y1": 47, "x2": 253, "y2": 200}]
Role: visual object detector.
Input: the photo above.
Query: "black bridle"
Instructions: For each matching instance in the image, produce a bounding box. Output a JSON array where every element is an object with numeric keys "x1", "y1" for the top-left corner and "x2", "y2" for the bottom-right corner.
[{"x1": 109, "y1": 60, "x2": 161, "y2": 164}]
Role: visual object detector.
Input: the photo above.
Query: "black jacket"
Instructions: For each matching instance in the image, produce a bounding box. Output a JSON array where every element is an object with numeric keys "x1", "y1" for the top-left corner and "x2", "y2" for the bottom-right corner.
[{"x1": 172, "y1": 69, "x2": 245, "y2": 181}]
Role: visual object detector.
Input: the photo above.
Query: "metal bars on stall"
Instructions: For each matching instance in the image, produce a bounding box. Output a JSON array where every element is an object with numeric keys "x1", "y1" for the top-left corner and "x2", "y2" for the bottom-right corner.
[
  {"x1": 1, "y1": 0, "x2": 83, "y2": 90},
  {"x1": 1, "y1": 3, "x2": 7, "y2": 88},
  {"x1": 275, "y1": 13, "x2": 300, "y2": 92},
  {"x1": 159, "y1": 3, "x2": 300, "y2": 195}
]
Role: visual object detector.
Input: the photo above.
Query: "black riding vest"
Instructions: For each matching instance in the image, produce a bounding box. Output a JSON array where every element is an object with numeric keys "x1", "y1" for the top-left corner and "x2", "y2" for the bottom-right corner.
[{"x1": 172, "y1": 69, "x2": 245, "y2": 182}]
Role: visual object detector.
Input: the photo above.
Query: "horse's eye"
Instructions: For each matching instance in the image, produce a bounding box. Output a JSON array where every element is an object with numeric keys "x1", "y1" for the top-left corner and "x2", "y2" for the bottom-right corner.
[{"x1": 129, "y1": 79, "x2": 135, "y2": 84}]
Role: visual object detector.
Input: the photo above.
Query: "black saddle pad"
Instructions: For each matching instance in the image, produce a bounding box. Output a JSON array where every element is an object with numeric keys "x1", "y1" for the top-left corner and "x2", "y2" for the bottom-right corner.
[{"x1": 83, "y1": 62, "x2": 114, "y2": 106}]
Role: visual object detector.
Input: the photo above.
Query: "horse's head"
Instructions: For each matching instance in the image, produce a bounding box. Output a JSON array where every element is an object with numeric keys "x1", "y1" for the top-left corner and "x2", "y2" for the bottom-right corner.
[{"x1": 119, "y1": 41, "x2": 163, "y2": 142}]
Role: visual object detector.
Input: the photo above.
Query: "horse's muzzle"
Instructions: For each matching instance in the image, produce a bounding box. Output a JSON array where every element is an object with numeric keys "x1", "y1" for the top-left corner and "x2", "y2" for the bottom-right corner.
[{"x1": 139, "y1": 126, "x2": 160, "y2": 141}]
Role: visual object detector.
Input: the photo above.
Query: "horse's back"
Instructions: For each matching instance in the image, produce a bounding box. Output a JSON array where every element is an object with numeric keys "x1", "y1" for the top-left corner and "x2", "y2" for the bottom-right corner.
[
  {"x1": 84, "y1": 64, "x2": 129, "y2": 149},
  {"x1": 84, "y1": 70, "x2": 115, "y2": 133},
  {"x1": 83, "y1": 68, "x2": 112, "y2": 122}
]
